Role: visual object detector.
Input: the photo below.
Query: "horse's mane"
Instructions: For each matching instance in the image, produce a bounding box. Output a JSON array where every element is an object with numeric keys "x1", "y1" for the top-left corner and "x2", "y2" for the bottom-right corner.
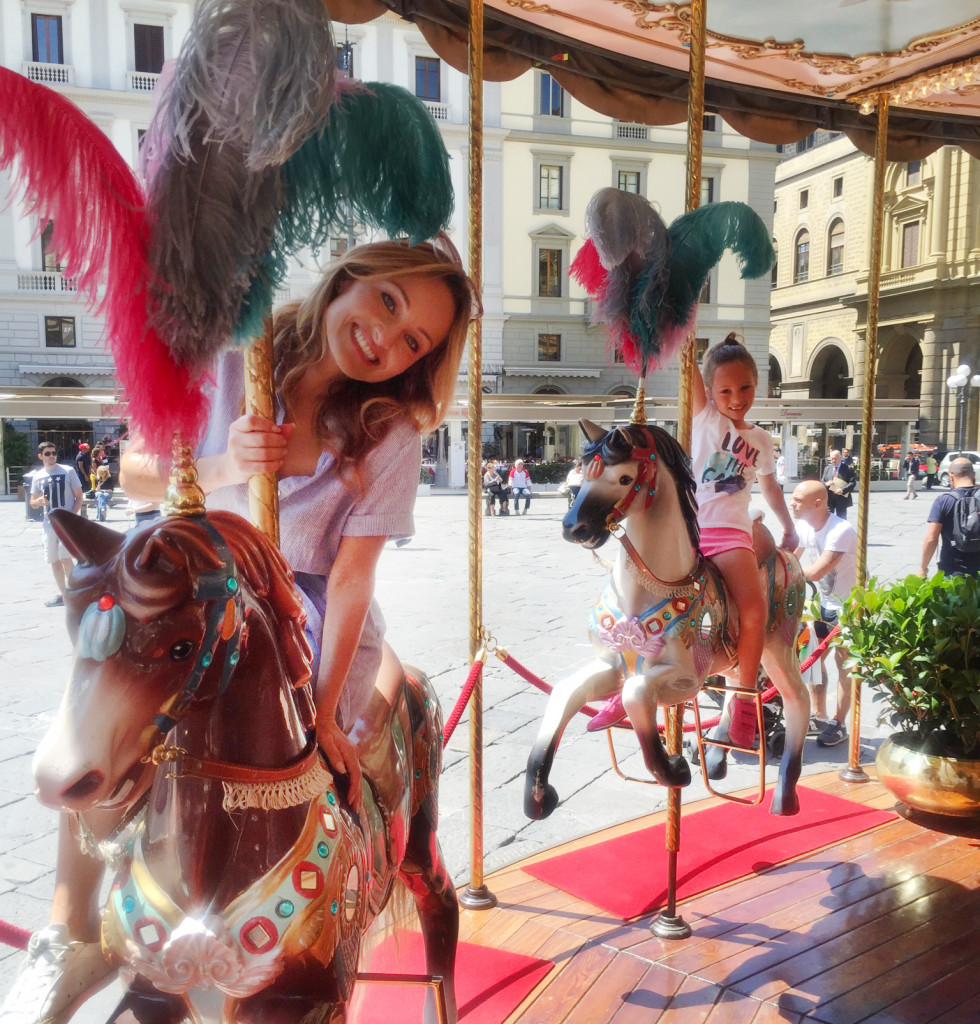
[
  {"x1": 584, "y1": 424, "x2": 700, "y2": 551},
  {"x1": 117, "y1": 511, "x2": 311, "y2": 688}
]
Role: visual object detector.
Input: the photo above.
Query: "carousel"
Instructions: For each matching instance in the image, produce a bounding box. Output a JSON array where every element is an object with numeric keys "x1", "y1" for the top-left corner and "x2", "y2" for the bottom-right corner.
[{"x1": 2, "y1": 1, "x2": 980, "y2": 1022}]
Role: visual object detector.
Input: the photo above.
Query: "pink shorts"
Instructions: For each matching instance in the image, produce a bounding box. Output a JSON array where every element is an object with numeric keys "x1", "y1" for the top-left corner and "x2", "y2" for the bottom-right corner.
[{"x1": 699, "y1": 526, "x2": 754, "y2": 558}]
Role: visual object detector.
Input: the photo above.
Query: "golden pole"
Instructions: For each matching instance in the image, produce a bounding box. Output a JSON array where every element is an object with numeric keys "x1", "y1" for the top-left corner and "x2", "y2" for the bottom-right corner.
[
  {"x1": 243, "y1": 322, "x2": 281, "y2": 545},
  {"x1": 651, "y1": 0, "x2": 704, "y2": 943},
  {"x1": 459, "y1": 0, "x2": 494, "y2": 911},
  {"x1": 842, "y1": 92, "x2": 889, "y2": 785}
]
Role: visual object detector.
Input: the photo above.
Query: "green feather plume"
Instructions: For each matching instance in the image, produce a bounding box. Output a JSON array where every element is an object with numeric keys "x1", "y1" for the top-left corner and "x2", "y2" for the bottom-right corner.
[
  {"x1": 664, "y1": 202, "x2": 775, "y2": 328},
  {"x1": 234, "y1": 82, "x2": 454, "y2": 341}
]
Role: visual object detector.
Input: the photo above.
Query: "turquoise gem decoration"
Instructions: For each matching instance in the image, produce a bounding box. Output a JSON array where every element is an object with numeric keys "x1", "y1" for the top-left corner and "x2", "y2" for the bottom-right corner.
[
  {"x1": 317, "y1": 842, "x2": 329, "y2": 858},
  {"x1": 276, "y1": 899, "x2": 294, "y2": 918},
  {"x1": 327, "y1": 792, "x2": 336, "y2": 805},
  {"x1": 226, "y1": 578, "x2": 238, "y2": 593},
  {"x1": 123, "y1": 896, "x2": 136, "y2": 914},
  {"x1": 229, "y1": 650, "x2": 239, "y2": 665},
  {"x1": 201, "y1": 652, "x2": 212, "y2": 667},
  {"x1": 330, "y1": 900, "x2": 338, "y2": 915}
]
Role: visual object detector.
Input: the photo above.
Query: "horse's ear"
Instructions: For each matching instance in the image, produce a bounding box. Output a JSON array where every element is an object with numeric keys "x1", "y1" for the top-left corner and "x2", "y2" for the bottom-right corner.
[
  {"x1": 579, "y1": 419, "x2": 606, "y2": 443},
  {"x1": 48, "y1": 509, "x2": 125, "y2": 566}
]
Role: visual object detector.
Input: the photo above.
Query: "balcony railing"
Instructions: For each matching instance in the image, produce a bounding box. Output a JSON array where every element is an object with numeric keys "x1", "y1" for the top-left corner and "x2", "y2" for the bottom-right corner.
[
  {"x1": 23, "y1": 61, "x2": 73, "y2": 85},
  {"x1": 127, "y1": 70, "x2": 160, "y2": 92},
  {"x1": 423, "y1": 100, "x2": 449, "y2": 121},
  {"x1": 615, "y1": 122, "x2": 649, "y2": 140},
  {"x1": 17, "y1": 271, "x2": 77, "y2": 293}
]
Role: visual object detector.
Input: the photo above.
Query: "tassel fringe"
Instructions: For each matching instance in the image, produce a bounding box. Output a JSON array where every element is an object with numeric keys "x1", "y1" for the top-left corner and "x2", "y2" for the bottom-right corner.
[{"x1": 222, "y1": 757, "x2": 333, "y2": 812}]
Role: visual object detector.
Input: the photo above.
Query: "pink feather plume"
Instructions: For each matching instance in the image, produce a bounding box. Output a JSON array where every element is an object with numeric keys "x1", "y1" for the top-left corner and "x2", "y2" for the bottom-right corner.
[{"x1": 0, "y1": 69, "x2": 208, "y2": 453}]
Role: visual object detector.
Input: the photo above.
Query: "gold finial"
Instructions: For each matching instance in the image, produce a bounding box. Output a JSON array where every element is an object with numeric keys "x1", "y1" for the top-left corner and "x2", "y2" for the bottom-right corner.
[
  {"x1": 164, "y1": 435, "x2": 206, "y2": 517},
  {"x1": 630, "y1": 378, "x2": 648, "y2": 425}
]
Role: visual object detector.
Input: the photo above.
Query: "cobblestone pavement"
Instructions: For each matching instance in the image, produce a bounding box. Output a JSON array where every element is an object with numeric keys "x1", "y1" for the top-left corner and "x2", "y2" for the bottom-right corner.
[{"x1": 0, "y1": 485, "x2": 928, "y2": 1015}]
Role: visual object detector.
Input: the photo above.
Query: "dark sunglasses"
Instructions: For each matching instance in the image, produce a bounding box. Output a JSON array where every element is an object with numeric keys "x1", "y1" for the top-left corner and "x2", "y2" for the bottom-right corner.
[{"x1": 41, "y1": 450, "x2": 57, "y2": 456}]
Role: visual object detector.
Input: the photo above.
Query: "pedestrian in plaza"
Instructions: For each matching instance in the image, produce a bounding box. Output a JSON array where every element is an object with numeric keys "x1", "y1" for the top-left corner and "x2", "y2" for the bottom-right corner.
[
  {"x1": 919, "y1": 457, "x2": 980, "y2": 578},
  {"x1": 89, "y1": 444, "x2": 107, "y2": 491},
  {"x1": 563, "y1": 457, "x2": 584, "y2": 506},
  {"x1": 509, "y1": 457, "x2": 533, "y2": 515},
  {"x1": 4, "y1": 238, "x2": 479, "y2": 1024},
  {"x1": 924, "y1": 452, "x2": 938, "y2": 490},
  {"x1": 28, "y1": 442, "x2": 83, "y2": 607},
  {"x1": 790, "y1": 480, "x2": 858, "y2": 748},
  {"x1": 775, "y1": 445, "x2": 787, "y2": 489},
  {"x1": 93, "y1": 464, "x2": 113, "y2": 521},
  {"x1": 73, "y1": 443, "x2": 91, "y2": 487},
  {"x1": 903, "y1": 451, "x2": 919, "y2": 500},
  {"x1": 841, "y1": 448, "x2": 854, "y2": 468},
  {"x1": 822, "y1": 449, "x2": 855, "y2": 518},
  {"x1": 483, "y1": 460, "x2": 505, "y2": 515}
]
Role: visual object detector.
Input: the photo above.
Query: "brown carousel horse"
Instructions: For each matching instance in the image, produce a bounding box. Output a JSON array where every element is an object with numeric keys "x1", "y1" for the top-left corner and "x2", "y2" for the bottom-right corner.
[
  {"x1": 33, "y1": 509, "x2": 457, "y2": 1024},
  {"x1": 524, "y1": 421, "x2": 809, "y2": 820}
]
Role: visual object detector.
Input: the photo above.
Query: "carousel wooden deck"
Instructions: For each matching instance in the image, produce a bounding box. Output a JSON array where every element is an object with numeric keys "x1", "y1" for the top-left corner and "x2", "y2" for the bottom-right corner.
[{"x1": 461, "y1": 771, "x2": 980, "y2": 1024}]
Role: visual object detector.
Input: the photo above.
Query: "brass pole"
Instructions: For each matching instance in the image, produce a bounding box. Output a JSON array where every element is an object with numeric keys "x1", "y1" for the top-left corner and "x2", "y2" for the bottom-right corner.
[
  {"x1": 842, "y1": 92, "x2": 889, "y2": 785},
  {"x1": 652, "y1": 0, "x2": 704, "y2": 943},
  {"x1": 459, "y1": 0, "x2": 494, "y2": 911},
  {"x1": 243, "y1": 322, "x2": 280, "y2": 545}
]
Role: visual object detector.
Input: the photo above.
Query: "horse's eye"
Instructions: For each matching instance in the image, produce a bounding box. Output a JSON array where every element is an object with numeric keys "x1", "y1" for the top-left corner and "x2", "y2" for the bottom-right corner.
[
  {"x1": 170, "y1": 640, "x2": 196, "y2": 661},
  {"x1": 619, "y1": 475, "x2": 633, "y2": 486}
]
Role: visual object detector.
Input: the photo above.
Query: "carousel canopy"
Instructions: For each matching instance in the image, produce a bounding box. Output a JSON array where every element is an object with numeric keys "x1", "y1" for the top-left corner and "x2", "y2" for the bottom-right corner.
[{"x1": 327, "y1": 0, "x2": 980, "y2": 159}]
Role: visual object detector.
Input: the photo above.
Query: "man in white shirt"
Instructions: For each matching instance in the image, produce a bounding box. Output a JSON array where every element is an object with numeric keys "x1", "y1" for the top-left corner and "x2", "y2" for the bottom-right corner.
[
  {"x1": 509, "y1": 459, "x2": 533, "y2": 515},
  {"x1": 790, "y1": 480, "x2": 858, "y2": 747},
  {"x1": 29, "y1": 442, "x2": 83, "y2": 607}
]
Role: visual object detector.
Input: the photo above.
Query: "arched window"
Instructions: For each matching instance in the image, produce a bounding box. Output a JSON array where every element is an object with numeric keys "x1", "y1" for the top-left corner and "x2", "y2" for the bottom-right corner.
[
  {"x1": 768, "y1": 356, "x2": 782, "y2": 398},
  {"x1": 794, "y1": 229, "x2": 810, "y2": 283},
  {"x1": 771, "y1": 240, "x2": 778, "y2": 286},
  {"x1": 827, "y1": 219, "x2": 845, "y2": 276}
]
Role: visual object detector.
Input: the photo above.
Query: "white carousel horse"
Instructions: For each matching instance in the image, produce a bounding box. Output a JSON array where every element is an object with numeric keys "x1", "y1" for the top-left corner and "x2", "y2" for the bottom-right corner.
[{"x1": 523, "y1": 420, "x2": 809, "y2": 820}]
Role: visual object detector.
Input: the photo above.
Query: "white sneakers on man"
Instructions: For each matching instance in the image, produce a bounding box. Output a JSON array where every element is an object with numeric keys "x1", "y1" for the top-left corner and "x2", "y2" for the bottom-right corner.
[{"x1": 0, "y1": 925, "x2": 113, "y2": 1024}]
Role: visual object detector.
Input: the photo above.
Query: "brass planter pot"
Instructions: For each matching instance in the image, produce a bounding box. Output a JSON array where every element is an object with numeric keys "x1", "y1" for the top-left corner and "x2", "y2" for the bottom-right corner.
[{"x1": 876, "y1": 734, "x2": 980, "y2": 818}]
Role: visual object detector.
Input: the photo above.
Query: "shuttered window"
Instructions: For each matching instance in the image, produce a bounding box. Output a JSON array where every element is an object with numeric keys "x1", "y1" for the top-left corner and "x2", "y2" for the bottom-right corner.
[
  {"x1": 134, "y1": 24, "x2": 164, "y2": 74},
  {"x1": 901, "y1": 221, "x2": 920, "y2": 268}
]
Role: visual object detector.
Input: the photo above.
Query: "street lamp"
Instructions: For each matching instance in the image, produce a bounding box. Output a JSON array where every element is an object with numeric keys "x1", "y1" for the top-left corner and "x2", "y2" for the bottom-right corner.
[{"x1": 945, "y1": 363, "x2": 980, "y2": 450}]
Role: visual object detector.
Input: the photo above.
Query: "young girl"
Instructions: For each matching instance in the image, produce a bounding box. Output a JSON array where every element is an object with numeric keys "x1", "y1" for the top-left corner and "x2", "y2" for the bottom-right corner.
[
  {"x1": 692, "y1": 333, "x2": 798, "y2": 691},
  {"x1": 6, "y1": 239, "x2": 479, "y2": 1024}
]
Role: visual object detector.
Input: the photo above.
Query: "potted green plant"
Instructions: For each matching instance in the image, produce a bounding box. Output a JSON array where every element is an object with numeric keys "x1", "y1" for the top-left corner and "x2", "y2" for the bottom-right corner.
[{"x1": 839, "y1": 573, "x2": 980, "y2": 816}]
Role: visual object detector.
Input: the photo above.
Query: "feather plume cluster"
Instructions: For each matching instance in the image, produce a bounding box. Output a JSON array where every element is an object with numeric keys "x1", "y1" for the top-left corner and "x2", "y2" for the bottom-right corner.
[
  {"x1": 0, "y1": 68, "x2": 208, "y2": 450},
  {"x1": 571, "y1": 188, "x2": 775, "y2": 374}
]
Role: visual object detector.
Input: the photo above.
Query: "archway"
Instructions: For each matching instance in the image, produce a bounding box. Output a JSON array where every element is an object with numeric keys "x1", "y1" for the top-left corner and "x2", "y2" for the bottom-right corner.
[
  {"x1": 808, "y1": 343, "x2": 850, "y2": 400},
  {"x1": 768, "y1": 355, "x2": 783, "y2": 398}
]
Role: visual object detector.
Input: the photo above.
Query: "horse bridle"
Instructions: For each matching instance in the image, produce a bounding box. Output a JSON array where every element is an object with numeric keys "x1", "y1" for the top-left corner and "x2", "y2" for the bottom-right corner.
[
  {"x1": 148, "y1": 518, "x2": 320, "y2": 788},
  {"x1": 603, "y1": 426, "x2": 706, "y2": 593}
]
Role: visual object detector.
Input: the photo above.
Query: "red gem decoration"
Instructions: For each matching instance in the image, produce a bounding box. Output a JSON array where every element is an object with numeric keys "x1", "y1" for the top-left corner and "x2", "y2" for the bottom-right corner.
[
  {"x1": 673, "y1": 597, "x2": 691, "y2": 614},
  {"x1": 133, "y1": 916, "x2": 166, "y2": 952},
  {"x1": 292, "y1": 861, "x2": 324, "y2": 898},
  {"x1": 98, "y1": 594, "x2": 115, "y2": 611},
  {"x1": 239, "y1": 916, "x2": 278, "y2": 955}
]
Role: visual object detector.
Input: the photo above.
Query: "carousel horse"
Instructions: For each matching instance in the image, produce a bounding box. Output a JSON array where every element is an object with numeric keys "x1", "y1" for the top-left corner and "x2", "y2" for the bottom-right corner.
[
  {"x1": 33, "y1": 509, "x2": 457, "y2": 1024},
  {"x1": 524, "y1": 421, "x2": 809, "y2": 820}
]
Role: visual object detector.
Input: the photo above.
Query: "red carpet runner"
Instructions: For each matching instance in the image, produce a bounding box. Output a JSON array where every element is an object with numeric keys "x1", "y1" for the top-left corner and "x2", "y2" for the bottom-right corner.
[
  {"x1": 524, "y1": 786, "x2": 895, "y2": 920},
  {"x1": 353, "y1": 935, "x2": 552, "y2": 1023}
]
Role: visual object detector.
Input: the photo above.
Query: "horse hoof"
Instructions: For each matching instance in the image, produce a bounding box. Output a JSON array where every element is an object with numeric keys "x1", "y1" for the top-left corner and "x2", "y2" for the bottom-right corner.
[
  {"x1": 703, "y1": 746, "x2": 728, "y2": 781},
  {"x1": 770, "y1": 790, "x2": 800, "y2": 816},
  {"x1": 662, "y1": 755, "x2": 691, "y2": 788},
  {"x1": 524, "y1": 780, "x2": 559, "y2": 820}
]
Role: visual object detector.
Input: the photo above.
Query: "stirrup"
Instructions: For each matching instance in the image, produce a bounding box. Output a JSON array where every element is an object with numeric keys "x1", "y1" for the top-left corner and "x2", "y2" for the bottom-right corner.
[{"x1": 692, "y1": 678, "x2": 767, "y2": 806}]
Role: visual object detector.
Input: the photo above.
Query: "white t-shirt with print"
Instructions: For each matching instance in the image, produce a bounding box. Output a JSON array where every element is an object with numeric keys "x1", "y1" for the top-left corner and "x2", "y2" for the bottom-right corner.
[
  {"x1": 692, "y1": 404, "x2": 775, "y2": 532},
  {"x1": 795, "y1": 513, "x2": 857, "y2": 613}
]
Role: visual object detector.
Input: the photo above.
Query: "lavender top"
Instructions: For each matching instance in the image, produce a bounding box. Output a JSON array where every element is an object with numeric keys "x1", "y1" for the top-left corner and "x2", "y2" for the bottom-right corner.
[{"x1": 197, "y1": 350, "x2": 422, "y2": 725}]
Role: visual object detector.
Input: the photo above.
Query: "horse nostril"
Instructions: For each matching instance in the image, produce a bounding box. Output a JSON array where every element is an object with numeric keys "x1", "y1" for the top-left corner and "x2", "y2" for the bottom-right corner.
[{"x1": 61, "y1": 771, "x2": 105, "y2": 802}]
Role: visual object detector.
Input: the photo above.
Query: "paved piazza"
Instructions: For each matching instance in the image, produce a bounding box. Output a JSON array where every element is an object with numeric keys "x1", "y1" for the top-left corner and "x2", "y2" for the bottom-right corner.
[{"x1": 0, "y1": 484, "x2": 929, "y2": 1013}]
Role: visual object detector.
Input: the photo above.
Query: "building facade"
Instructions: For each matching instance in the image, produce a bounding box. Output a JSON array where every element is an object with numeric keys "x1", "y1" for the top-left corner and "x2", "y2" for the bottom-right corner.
[
  {"x1": 772, "y1": 131, "x2": 980, "y2": 454},
  {"x1": 0, "y1": 4, "x2": 780, "y2": 481}
]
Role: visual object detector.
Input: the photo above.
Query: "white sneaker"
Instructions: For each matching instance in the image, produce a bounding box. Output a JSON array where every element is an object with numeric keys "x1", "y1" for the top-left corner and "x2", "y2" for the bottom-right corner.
[{"x1": 0, "y1": 925, "x2": 114, "y2": 1024}]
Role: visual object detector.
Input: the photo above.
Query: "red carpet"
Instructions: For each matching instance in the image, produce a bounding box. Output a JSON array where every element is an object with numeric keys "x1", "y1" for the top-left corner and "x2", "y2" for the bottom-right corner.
[
  {"x1": 352, "y1": 934, "x2": 552, "y2": 1024},
  {"x1": 524, "y1": 786, "x2": 895, "y2": 920}
]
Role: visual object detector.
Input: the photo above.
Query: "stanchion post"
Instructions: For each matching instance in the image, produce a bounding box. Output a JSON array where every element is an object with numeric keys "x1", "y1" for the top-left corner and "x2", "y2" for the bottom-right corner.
[
  {"x1": 842, "y1": 92, "x2": 889, "y2": 784},
  {"x1": 651, "y1": 0, "x2": 705, "y2": 942},
  {"x1": 244, "y1": 322, "x2": 280, "y2": 546},
  {"x1": 459, "y1": 0, "x2": 495, "y2": 911}
]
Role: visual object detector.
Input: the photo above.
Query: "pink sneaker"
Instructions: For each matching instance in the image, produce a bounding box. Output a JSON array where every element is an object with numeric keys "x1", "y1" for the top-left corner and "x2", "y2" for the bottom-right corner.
[{"x1": 586, "y1": 693, "x2": 628, "y2": 732}]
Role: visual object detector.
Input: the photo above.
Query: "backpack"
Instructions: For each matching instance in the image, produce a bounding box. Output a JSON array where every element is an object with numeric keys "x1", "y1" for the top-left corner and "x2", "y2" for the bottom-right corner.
[{"x1": 949, "y1": 488, "x2": 980, "y2": 552}]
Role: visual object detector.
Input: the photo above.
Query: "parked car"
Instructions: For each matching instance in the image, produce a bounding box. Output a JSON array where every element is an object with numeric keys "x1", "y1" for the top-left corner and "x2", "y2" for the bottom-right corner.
[{"x1": 937, "y1": 450, "x2": 980, "y2": 488}]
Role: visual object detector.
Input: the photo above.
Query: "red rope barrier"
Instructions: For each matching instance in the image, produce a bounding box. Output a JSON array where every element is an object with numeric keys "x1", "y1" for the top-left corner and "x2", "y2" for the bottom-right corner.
[
  {"x1": 0, "y1": 920, "x2": 30, "y2": 950},
  {"x1": 441, "y1": 657, "x2": 484, "y2": 747}
]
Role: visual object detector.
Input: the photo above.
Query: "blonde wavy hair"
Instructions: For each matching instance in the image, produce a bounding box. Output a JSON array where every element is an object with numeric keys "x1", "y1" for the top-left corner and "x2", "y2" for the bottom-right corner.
[{"x1": 272, "y1": 240, "x2": 474, "y2": 467}]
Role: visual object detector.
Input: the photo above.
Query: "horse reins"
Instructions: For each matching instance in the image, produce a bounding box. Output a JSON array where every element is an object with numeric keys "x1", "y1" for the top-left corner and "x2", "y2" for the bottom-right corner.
[{"x1": 603, "y1": 426, "x2": 706, "y2": 595}]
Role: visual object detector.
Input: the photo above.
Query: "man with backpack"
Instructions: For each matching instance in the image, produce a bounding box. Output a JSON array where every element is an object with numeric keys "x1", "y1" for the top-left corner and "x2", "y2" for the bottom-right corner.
[{"x1": 919, "y1": 457, "x2": 980, "y2": 577}]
